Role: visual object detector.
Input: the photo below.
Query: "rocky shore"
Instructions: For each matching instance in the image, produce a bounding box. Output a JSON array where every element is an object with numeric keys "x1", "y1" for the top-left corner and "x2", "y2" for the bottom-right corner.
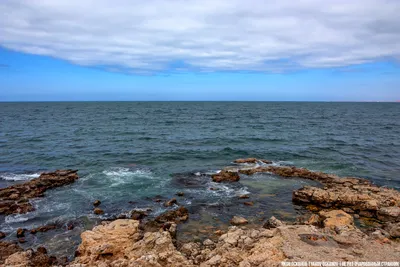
[
  {"x1": 0, "y1": 170, "x2": 79, "y2": 215},
  {"x1": 1, "y1": 160, "x2": 399, "y2": 266}
]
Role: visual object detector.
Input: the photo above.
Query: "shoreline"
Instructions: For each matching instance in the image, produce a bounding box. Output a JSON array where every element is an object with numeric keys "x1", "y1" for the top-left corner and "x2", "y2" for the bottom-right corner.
[{"x1": 1, "y1": 158, "x2": 399, "y2": 266}]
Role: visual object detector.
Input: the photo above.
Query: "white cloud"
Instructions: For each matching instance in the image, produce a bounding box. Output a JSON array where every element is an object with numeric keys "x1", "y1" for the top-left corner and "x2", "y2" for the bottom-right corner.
[{"x1": 1, "y1": 0, "x2": 399, "y2": 73}]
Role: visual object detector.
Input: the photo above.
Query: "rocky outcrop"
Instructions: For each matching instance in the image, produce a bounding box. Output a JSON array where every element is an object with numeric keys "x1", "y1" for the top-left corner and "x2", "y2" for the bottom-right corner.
[
  {"x1": 72, "y1": 219, "x2": 191, "y2": 266},
  {"x1": 0, "y1": 170, "x2": 79, "y2": 215},
  {"x1": 154, "y1": 206, "x2": 189, "y2": 224},
  {"x1": 211, "y1": 171, "x2": 240, "y2": 182},
  {"x1": 0, "y1": 241, "x2": 23, "y2": 265},
  {"x1": 293, "y1": 183, "x2": 400, "y2": 222},
  {"x1": 4, "y1": 247, "x2": 59, "y2": 267}
]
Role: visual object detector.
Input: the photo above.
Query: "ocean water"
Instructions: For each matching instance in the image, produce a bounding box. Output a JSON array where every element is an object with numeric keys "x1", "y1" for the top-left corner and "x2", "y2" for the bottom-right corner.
[{"x1": 0, "y1": 102, "x2": 399, "y2": 257}]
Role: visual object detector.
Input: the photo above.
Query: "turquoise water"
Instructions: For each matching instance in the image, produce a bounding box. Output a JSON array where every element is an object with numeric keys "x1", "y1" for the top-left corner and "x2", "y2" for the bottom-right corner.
[{"x1": 0, "y1": 102, "x2": 399, "y2": 257}]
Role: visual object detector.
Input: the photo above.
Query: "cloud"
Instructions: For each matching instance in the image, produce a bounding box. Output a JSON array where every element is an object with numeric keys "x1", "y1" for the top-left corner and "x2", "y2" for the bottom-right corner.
[{"x1": 0, "y1": 0, "x2": 399, "y2": 73}]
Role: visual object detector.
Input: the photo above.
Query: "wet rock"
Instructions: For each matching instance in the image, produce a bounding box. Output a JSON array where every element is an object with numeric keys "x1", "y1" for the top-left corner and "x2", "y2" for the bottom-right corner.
[
  {"x1": 18, "y1": 237, "x2": 26, "y2": 243},
  {"x1": 239, "y1": 194, "x2": 249, "y2": 199},
  {"x1": 37, "y1": 246, "x2": 48, "y2": 254},
  {"x1": 67, "y1": 222, "x2": 75, "y2": 230},
  {"x1": 230, "y1": 216, "x2": 248, "y2": 226},
  {"x1": 16, "y1": 228, "x2": 26, "y2": 238},
  {"x1": 0, "y1": 231, "x2": 5, "y2": 239},
  {"x1": 263, "y1": 216, "x2": 284, "y2": 229},
  {"x1": 164, "y1": 198, "x2": 178, "y2": 207},
  {"x1": 155, "y1": 206, "x2": 189, "y2": 224},
  {"x1": 94, "y1": 208, "x2": 104, "y2": 215},
  {"x1": 93, "y1": 200, "x2": 101, "y2": 207},
  {"x1": 211, "y1": 170, "x2": 240, "y2": 182},
  {"x1": 131, "y1": 210, "x2": 148, "y2": 220},
  {"x1": 0, "y1": 241, "x2": 23, "y2": 265},
  {"x1": 30, "y1": 224, "x2": 57, "y2": 234},
  {"x1": 244, "y1": 201, "x2": 254, "y2": 206},
  {"x1": 0, "y1": 170, "x2": 79, "y2": 215},
  {"x1": 176, "y1": 192, "x2": 185, "y2": 197}
]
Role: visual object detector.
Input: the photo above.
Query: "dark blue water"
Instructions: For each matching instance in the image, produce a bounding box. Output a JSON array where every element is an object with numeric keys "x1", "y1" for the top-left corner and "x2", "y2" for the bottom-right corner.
[{"x1": 0, "y1": 102, "x2": 399, "y2": 257}]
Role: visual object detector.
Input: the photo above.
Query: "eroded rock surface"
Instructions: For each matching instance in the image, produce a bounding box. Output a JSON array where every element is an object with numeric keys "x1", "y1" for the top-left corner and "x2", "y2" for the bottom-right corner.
[
  {"x1": 0, "y1": 170, "x2": 79, "y2": 215},
  {"x1": 211, "y1": 170, "x2": 240, "y2": 183}
]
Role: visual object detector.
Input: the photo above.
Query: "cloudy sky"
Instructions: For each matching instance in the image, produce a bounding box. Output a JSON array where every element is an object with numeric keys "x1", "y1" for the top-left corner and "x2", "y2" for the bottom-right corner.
[{"x1": 1, "y1": 0, "x2": 399, "y2": 101}]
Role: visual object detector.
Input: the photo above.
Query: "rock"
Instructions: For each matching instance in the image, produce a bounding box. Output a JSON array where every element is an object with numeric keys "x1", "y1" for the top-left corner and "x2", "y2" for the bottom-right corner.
[
  {"x1": 0, "y1": 232, "x2": 5, "y2": 239},
  {"x1": 244, "y1": 201, "x2": 254, "y2": 206},
  {"x1": 30, "y1": 224, "x2": 57, "y2": 234},
  {"x1": 176, "y1": 192, "x2": 185, "y2": 197},
  {"x1": 230, "y1": 216, "x2": 248, "y2": 226},
  {"x1": 18, "y1": 237, "x2": 26, "y2": 243},
  {"x1": 263, "y1": 216, "x2": 284, "y2": 229},
  {"x1": 4, "y1": 247, "x2": 57, "y2": 267},
  {"x1": 37, "y1": 246, "x2": 47, "y2": 254},
  {"x1": 377, "y1": 207, "x2": 400, "y2": 222},
  {"x1": 16, "y1": 228, "x2": 26, "y2": 238},
  {"x1": 211, "y1": 170, "x2": 240, "y2": 182},
  {"x1": 319, "y1": 210, "x2": 354, "y2": 231},
  {"x1": 130, "y1": 210, "x2": 148, "y2": 220},
  {"x1": 239, "y1": 195, "x2": 249, "y2": 199},
  {"x1": 203, "y1": 239, "x2": 214, "y2": 247},
  {"x1": 0, "y1": 170, "x2": 79, "y2": 215},
  {"x1": 67, "y1": 222, "x2": 74, "y2": 230},
  {"x1": 386, "y1": 222, "x2": 400, "y2": 238},
  {"x1": 93, "y1": 200, "x2": 101, "y2": 206},
  {"x1": 73, "y1": 219, "x2": 191, "y2": 266},
  {"x1": 305, "y1": 214, "x2": 321, "y2": 226},
  {"x1": 94, "y1": 208, "x2": 104, "y2": 215},
  {"x1": 214, "y1": 230, "x2": 224, "y2": 236},
  {"x1": 0, "y1": 241, "x2": 23, "y2": 265},
  {"x1": 164, "y1": 198, "x2": 178, "y2": 207},
  {"x1": 155, "y1": 206, "x2": 189, "y2": 224}
]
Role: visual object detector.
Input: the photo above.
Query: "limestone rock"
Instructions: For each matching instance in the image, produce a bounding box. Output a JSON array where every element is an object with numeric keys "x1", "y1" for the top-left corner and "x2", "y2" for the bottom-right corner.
[
  {"x1": 319, "y1": 210, "x2": 354, "y2": 231},
  {"x1": 263, "y1": 216, "x2": 284, "y2": 229}
]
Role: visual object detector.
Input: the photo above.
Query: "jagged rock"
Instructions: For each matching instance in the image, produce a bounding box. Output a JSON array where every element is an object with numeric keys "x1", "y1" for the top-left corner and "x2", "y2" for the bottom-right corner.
[
  {"x1": 4, "y1": 247, "x2": 57, "y2": 267},
  {"x1": 131, "y1": 209, "x2": 148, "y2": 220},
  {"x1": 93, "y1": 200, "x2": 101, "y2": 207},
  {"x1": 0, "y1": 241, "x2": 23, "y2": 265},
  {"x1": 94, "y1": 208, "x2": 104, "y2": 215},
  {"x1": 0, "y1": 170, "x2": 79, "y2": 215},
  {"x1": 73, "y1": 219, "x2": 191, "y2": 266},
  {"x1": 263, "y1": 216, "x2": 284, "y2": 229},
  {"x1": 211, "y1": 170, "x2": 240, "y2": 183},
  {"x1": 154, "y1": 206, "x2": 189, "y2": 224},
  {"x1": 386, "y1": 222, "x2": 400, "y2": 238},
  {"x1": 164, "y1": 198, "x2": 178, "y2": 207},
  {"x1": 230, "y1": 216, "x2": 248, "y2": 226},
  {"x1": 319, "y1": 210, "x2": 354, "y2": 231}
]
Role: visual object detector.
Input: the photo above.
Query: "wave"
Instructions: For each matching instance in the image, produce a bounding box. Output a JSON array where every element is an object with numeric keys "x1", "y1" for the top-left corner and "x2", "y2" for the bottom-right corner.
[
  {"x1": 0, "y1": 173, "x2": 41, "y2": 181},
  {"x1": 102, "y1": 167, "x2": 154, "y2": 187}
]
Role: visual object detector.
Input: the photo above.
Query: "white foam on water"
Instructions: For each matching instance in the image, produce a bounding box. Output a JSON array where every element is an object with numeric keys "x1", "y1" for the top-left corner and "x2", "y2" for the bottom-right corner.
[
  {"x1": 102, "y1": 167, "x2": 154, "y2": 187},
  {"x1": 5, "y1": 213, "x2": 31, "y2": 223},
  {"x1": 0, "y1": 173, "x2": 40, "y2": 181}
]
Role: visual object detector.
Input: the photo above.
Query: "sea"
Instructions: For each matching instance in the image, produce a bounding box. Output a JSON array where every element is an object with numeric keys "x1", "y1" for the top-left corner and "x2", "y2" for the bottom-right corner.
[{"x1": 0, "y1": 101, "x2": 399, "y2": 258}]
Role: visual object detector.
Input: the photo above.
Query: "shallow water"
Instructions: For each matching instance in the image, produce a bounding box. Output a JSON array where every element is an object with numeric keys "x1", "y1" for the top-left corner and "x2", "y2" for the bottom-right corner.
[{"x1": 0, "y1": 102, "x2": 399, "y2": 257}]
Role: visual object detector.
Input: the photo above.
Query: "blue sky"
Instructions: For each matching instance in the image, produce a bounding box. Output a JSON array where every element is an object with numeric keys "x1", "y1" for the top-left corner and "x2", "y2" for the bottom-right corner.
[{"x1": 1, "y1": 0, "x2": 400, "y2": 101}]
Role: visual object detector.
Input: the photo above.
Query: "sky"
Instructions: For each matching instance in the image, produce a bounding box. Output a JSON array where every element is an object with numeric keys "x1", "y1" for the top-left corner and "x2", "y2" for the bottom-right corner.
[{"x1": 0, "y1": 0, "x2": 400, "y2": 101}]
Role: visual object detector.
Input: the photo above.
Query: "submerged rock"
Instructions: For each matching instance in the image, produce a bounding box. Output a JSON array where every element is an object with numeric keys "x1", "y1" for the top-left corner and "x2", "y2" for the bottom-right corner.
[
  {"x1": 164, "y1": 198, "x2": 178, "y2": 207},
  {"x1": 234, "y1": 158, "x2": 272, "y2": 164},
  {"x1": 0, "y1": 170, "x2": 79, "y2": 215},
  {"x1": 93, "y1": 200, "x2": 101, "y2": 207},
  {"x1": 211, "y1": 170, "x2": 240, "y2": 182},
  {"x1": 30, "y1": 224, "x2": 57, "y2": 234},
  {"x1": 94, "y1": 208, "x2": 104, "y2": 215},
  {"x1": 16, "y1": 228, "x2": 26, "y2": 238}
]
